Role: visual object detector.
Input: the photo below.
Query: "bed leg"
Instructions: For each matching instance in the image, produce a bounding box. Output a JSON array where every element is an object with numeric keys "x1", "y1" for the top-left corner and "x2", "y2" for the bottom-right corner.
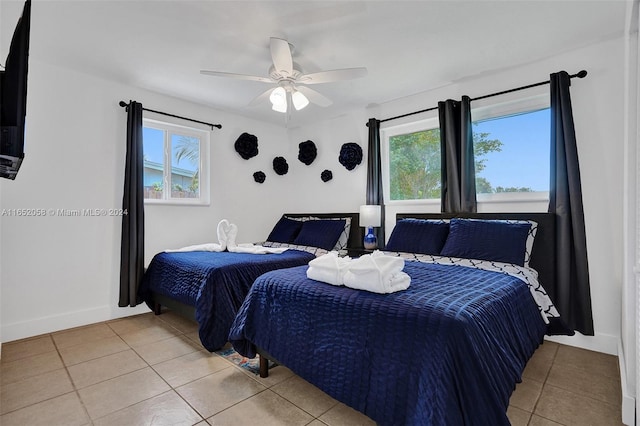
[
  {"x1": 153, "y1": 302, "x2": 162, "y2": 315},
  {"x1": 259, "y1": 355, "x2": 269, "y2": 378}
]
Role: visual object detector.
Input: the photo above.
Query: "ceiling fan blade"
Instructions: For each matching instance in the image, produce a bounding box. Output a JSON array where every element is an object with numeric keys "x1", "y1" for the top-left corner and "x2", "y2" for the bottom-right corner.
[
  {"x1": 299, "y1": 67, "x2": 368, "y2": 84},
  {"x1": 270, "y1": 37, "x2": 293, "y2": 77},
  {"x1": 247, "y1": 88, "x2": 274, "y2": 107},
  {"x1": 200, "y1": 70, "x2": 273, "y2": 83},
  {"x1": 296, "y1": 86, "x2": 333, "y2": 107}
]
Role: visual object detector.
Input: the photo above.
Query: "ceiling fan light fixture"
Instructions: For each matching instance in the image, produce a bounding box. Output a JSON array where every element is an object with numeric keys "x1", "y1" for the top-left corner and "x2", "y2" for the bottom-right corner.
[
  {"x1": 292, "y1": 90, "x2": 309, "y2": 111},
  {"x1": 201, "y1": 37, "x2": 367, "y2": 117},
  {"x1": 269, "y1": 86, "x2": 287, "y2": 113}
]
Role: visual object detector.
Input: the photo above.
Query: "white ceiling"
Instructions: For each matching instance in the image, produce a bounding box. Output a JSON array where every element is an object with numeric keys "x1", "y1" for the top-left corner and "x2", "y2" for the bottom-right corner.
[{"x1": 1, "y1": 0, "x2": 629, "y2": 127}]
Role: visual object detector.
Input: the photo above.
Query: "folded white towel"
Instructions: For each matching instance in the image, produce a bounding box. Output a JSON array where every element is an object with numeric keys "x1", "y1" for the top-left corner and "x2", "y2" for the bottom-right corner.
[
  {"x1": 217, "y1": 219, "x2": 232, "y2": 250},
  {"x1": 229, "y1": 243, "x2": 288, "y2": 254},
  {"x1": 307, "y1": 251, "x2": 353, "y2": 286},
  {"x1": 343, "y1": 250, "x2": 411, "y2": 294},
  {"x1": 165, "y1": 219, "x2": 289, "y2": 255},
  {"x1": 165, "y1": 219, "x2": 230, "y2": 252},
  {"x1": 164, "y1": 242, "x2": 224, "y2": 253},
  {"x1": 224, "y1": 222, "x2": 288, "y2": 254}
]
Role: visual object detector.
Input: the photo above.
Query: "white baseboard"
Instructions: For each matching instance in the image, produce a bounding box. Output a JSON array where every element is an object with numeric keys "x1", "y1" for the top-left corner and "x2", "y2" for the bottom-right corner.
[
  {"x1": 1, "y1": 304, "x2": 150, "y2": 343},
  {"x1": 618, "y1": 340, "x2": 636, "y2": 426},
  {"x1": 545, "y1": 331, "x2": 618, "y2": 355}
]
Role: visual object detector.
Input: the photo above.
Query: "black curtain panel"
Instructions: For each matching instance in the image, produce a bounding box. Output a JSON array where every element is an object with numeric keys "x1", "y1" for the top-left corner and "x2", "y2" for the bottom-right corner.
[
  {"x1": 438, "y1": 96, "x2": 477, "y2": 213},
  {"x1": 549, "y1": 72, "x2": 594, "y2": 335},
  {"x1": 366, "y1": 118, "x2": 385, "y2": 244},
  {"x1": 119, "y1": 101, "x2": 145, "y2": 307}
]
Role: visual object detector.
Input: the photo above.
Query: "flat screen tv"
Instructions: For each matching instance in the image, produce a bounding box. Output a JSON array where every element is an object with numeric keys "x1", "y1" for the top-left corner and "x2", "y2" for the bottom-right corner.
[{"x1": 0, "y1": 0, "x2": 31, "y2": 180}]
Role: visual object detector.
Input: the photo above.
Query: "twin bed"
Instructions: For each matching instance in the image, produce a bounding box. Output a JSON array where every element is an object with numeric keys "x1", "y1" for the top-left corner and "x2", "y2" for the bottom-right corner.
[
  {"x1": 140, "y1": 211, "x2": 570, "y2": 425},
  {"x1": 138, "y1": 212, "x2": 361, "y2": 351}
]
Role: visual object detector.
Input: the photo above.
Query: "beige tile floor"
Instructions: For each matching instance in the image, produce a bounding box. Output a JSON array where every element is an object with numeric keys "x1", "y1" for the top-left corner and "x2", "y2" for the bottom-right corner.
[{"x1": 0, "y1": 311, "x2": 623, "y2": 426}]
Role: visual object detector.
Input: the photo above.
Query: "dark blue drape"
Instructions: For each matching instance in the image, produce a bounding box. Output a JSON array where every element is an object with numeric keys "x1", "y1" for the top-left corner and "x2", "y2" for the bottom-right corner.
[
  {"x1": 119, "y1": 101, "x2": 145, "y2": 307},
  {"x1": 549, "y1": 72, "x2": 593, "y2": 335},
  {"x1": 366, "y1": 118, "x2": 385, "y2": 244},
  {"x1": 438, "y1": 96, "x2": 477, "y2": 213}
]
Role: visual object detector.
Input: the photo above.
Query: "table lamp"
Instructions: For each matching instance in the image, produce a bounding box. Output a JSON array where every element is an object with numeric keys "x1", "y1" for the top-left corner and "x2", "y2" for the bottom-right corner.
[{"x1": 359, "y1": 205, "x2": 381, "y2": 250}]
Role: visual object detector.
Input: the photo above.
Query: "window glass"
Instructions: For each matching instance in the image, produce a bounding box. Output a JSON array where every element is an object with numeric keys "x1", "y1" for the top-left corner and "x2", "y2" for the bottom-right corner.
[
  {"x1": 383, "y1": 98, "x2": 550, "y2": 205},
  {"x1": 472, "y1": 108, "x2": 549, "y2": 194},
  {"x1": 143, "y1": 127, "x2": 165, "y2": 200},
  {"x1": 170, "y1": 134, "x2": 200, "y2": 199},
  {"x1": 143, "y1": 118, "x2": 209, "y2": 205},
  {"x1": 388, "y1": 128, "x2": 441, "y2": 201}
]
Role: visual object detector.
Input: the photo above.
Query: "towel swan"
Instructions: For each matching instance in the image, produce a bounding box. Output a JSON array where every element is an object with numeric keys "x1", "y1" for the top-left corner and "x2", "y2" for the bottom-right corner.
[{"x1": 165, "y1": 219, "x2": 287, "y2": 254}]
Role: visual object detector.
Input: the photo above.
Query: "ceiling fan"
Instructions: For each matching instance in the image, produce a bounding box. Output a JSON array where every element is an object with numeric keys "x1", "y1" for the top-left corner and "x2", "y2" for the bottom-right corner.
[{"x1": 200, "y1": 37, "x2": 367, "y2": 115}]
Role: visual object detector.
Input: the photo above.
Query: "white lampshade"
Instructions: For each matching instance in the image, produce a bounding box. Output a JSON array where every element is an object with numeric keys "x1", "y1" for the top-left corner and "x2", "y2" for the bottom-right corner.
[
  {"x1": 359, "y1": 205, "x2": 381, "y2": 227},
  {"x1": 291, "y1": 90, "x2": 309, "y2": 110}
]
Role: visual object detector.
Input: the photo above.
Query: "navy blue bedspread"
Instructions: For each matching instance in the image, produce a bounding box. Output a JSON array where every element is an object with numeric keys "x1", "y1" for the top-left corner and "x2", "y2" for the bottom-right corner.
[
  {"x1": 229, "y1": 261, "x2": 547, "y2": 425},
  {"x1": 139, "y1": 250, "x2": 315, "y2": 351}
]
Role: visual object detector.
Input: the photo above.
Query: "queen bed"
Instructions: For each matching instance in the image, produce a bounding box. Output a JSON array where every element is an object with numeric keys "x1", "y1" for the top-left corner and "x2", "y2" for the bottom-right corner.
[
  {"x1": 228, "y1": 212, "x2": 572, "y2": 425},
  {"x1": 138, "y1": 212, "x2": 362, "y2": 351}
]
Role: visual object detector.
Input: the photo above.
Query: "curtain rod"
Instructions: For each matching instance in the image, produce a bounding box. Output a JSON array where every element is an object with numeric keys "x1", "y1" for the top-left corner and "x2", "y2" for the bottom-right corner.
[
  {"x1": 118, "y1": 101, "x2": 222, "y2": 130},
  {"x1": 371, "y1": 70, "x2": 588, "y2": 126}
]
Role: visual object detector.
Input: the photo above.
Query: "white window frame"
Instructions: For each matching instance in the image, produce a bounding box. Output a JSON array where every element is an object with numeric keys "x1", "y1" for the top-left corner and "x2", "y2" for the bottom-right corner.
[
  {"x1": 381, "y1": 116, "x2": 441, "y2": 206},
  {"x1": 471, "y1": 93, "x2": 550, "y2": 205},
  {"x1": 381, "y1": 93, "x2": 550, "y2": 207},
  {"x1": 143, "y1": 117, "x2": 210, "y2": 206}
]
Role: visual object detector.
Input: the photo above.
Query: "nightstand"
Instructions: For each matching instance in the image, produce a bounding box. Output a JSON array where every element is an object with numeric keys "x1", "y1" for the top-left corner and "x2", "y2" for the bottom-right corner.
[{"x1": 346, "y1": 247, "x2": 375, "y2": 257}]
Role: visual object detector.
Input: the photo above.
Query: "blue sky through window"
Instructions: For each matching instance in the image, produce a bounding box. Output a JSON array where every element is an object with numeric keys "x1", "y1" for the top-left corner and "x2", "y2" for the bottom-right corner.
[
  {"x1": 143, "y1": 127, "x2": 198, "y2": 172},
  {"x1": 472, "y1": 108, "x2": 549, "y2": 192}
]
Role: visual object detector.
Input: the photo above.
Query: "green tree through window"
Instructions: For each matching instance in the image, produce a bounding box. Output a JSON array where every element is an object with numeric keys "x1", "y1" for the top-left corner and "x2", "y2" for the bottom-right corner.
[{"x1": 389, "y1": 129, "x2": 503, "y2": 200}]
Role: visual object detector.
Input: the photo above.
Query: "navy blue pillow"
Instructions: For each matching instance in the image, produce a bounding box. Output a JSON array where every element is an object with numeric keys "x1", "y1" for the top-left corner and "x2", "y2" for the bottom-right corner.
[
  {"x1": 266, "y1": 217, "x2": 302, "y2": 243},
  {"x1": 293, "y1": 219, "x2": 346, "y2": 250},
  {"x1": 440, "y1": 219, "x2": 531, "y2": 266},
  {"x1": 385, "y1": 219, "x2": 450, "y2": 255}
]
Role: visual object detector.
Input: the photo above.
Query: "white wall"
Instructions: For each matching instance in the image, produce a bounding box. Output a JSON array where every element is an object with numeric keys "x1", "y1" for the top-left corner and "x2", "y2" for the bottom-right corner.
[
  {"x1": 622, "y1": 1, "x2": 639, "y2": 423},
  {"x1": 144, "y1": 112, "x2": 370, "y2": 263}
]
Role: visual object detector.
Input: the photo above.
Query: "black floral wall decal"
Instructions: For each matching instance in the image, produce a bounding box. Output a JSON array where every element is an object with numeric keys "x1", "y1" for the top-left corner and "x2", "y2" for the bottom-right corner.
[
  {"x1": 338, "y1": 142, "x2": 363, "y2": 170},
  {"x1": 253, "y1": 171, "x2": 266, "y2": 184},
  {"x1": 234, "y1": 132, "x2": 259, "y2": 160},
  {"x1": 321, "y1": 169, "x2": 333, "y2": 182},
  {"x1": 298, "y1": 140, "x2": 317, "y2": 165},
  {"x1": 273, "y1": 157, "x2": 289, "y2": 175}
]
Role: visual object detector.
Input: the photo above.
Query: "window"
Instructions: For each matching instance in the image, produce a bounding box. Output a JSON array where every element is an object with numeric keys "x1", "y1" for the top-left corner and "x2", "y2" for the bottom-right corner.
[
  {"x1": 473, "y1": 108, "x2": 550, "y2": 197},
  {"x1": 383, "y1": 95, "x2": 550, "y2": 204},
  {"x1": 384, "y1": 119, "x2": 441, "y2": 202},
  {"x1": 143, "y1": 118, "x2": 210, "y2": 205}
]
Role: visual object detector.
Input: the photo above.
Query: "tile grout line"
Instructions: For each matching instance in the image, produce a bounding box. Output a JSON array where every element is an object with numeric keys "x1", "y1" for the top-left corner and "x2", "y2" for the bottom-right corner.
[
  {"x1": 52, "y1": 331, "x2": 95, "y2": 425},
  {"x1": 527, "y1": 342, "x2": 560, "y2": 425},
  {"x1": 107, "y1": 318, "x2": 209, "y2": 424}
]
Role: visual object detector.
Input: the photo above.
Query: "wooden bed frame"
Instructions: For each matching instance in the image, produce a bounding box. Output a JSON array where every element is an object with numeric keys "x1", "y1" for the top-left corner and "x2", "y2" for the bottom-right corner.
[{"x1": 257, "y1": 211, "x2": 561, "y2": 377}]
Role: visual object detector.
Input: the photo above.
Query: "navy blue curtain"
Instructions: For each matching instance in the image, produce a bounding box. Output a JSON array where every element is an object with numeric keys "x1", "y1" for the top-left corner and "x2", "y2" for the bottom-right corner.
[
  {"x1": 438, "y1": 96, "x2": 476, "y2": 213},
  {"x1": 366, "y1": 118, "x2": 385, "y2": 244},
  {"x1": 549, "y1": 72, "x2": 593, "y2": 335},
  {"x1": 119, "y1": 101, "x2": 145, "y2": 307}
]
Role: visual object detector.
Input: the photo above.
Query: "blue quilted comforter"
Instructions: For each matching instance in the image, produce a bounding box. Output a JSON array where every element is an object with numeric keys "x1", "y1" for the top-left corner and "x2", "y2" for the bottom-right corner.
[
  {"x1": 229, "y1": 261, "x2": 547, "y2": 425},
  {"x1": 139, "y1": 250, "x2": 315, "y2": 351}
]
